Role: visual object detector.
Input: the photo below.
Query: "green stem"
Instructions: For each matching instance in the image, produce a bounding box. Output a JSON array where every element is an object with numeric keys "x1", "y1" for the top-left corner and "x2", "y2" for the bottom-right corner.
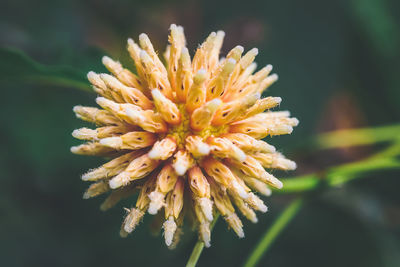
[
  {"x1": 279, "y1": 174, "x2": 320, "y2": 193},
  {"x1": 327, "y1": 156, "x2": 400, "y2": 186},
  {"x1": 185, "y1": 239, "x2": 205, "y2": 267},
  {"x1": 186, "y1": 213, "x2": 220, "y2": 267},
  {"x1": 279, "y1": 154, "x2": 400, "y2": 193},
  {"x1": 370, "y1": 141, "x2": 400, "y2": 159},
  {"x1": 302, "y1": 124, "x2": 400, "y2": 150},
  {"x1": 243, "y1": 198, "x2": 304, "y2": 267}
]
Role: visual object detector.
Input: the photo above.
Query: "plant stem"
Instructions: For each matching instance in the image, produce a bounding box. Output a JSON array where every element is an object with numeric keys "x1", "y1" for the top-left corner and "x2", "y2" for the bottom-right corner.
[
  {"x1": 186, "y1": 213, "x2": 220, "y2": 267},
  {"x1": 243, "y1": 198, "x2": 304, "y2": 267},
  {"x1": 291, "y1": 124, "x2": 400, "y2": 153},
  {"x1": 279, "y1": 154, "x2": 400, "y2": 193},
  {"x1": 185, "y1": 240, "x2": 205, "y2": 267},
  {"x1": 312, "y1": 124, "x2": 400, "y2": 149},
  {"x1": 327, "y1": 156, "x2": 400, "y2": 186}
]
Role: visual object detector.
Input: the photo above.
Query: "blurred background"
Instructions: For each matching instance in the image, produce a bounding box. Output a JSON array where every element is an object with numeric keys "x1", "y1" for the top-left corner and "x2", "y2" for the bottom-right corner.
[{"x1": 1, "y1": 0, "x2": 399, "y2": 266}]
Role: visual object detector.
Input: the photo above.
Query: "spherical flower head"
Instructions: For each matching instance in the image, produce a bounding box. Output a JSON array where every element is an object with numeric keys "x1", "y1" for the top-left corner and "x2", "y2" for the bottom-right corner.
[{"x1": 71, "y1": 24, "x2": 298, "y2": 248}]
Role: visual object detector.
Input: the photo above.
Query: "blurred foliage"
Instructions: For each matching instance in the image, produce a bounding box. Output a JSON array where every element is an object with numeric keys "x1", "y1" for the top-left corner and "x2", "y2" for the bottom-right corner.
[
  {"x1": 0, "y1": 0, "x2": 399, "y2": 266},
  {"x1": 0, "y1": 48, "x2": 90, "y2": 91}
]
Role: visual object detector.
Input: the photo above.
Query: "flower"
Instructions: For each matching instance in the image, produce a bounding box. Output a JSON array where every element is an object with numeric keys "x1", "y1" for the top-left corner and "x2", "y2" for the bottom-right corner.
[{"x1": 71, "y1": 24, "x2": 298, "y2": 248}]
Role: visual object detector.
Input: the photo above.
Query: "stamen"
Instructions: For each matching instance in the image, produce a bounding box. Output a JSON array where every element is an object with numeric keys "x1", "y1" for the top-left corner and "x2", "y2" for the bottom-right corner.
[
  {"x1": 164, "y1": 178, "x2": 185, "y2": 219},
  {"x1": 212, "y1": 92, "x2": 259, "y2": 125},
  {"x1": 252, "y1": 152, "x2": 297, "y2": 170},
  {"x1": 102, "y1": 56, "x2": 145, "y2": 93},
  {"x1": 226, "y1": 156, "x2": 283, "y2": 189},
  {"x1": 125, "y1": 106, "x2": 168, "y2": 133},
  {"x1": 229, "y1": 115, "x2": 295, "y2": 139},
  {"x1": 72, "y1": 128, "x2": 98, "y2": 140},
  {"x1": 82, "y1": 151, "x2": 140, "y2": 181},
  {"x1": 224, "y1": 63, "x2": 258, "y2": 100},
  {"x1": 95, "y1": 97, "x2": 126, "y2": 117},
  {"x1": 226, "y1": 45, "x2": 244, "y2": 62},
  {"x1": 239, "y1": 97, "x2": 282, "y2": 120},
  {"x1": 257, "y1": 73, "x2": 279, "y2": 95},
  {"x1": 151, "y1": 89, "x2": 181, "y2": 124},
  {"x1": 87, "y1": 71, "x2": 107, "y2": 91},
  {"x1": 139, "y1": 33, "x2": 166, "y2": 75},
  {"x1": 188, "y1": 166, "x2": 211, "y2": 198},
  {"x1": 99, "y1": 136, "x2": 123, "y2": 149},
  {"x1": 148, "y1": 137, "x2": 177, "y2": 160},
  {"x1": 168, "y1": 24, "x2": 186, "y2": 91},
  {"x1": 231, "y1": 195, "x2": 258, "y2": 223},
  {"x1": 186, "y1": 69, "x2": 207, "y2": 113},
  {"x1": 100, "y1": 74, "x2": 153, "y2": 109},
  {"x1": 231, "y1": 178, "x2": 249, "y2": 199},
  {"x1": 190, "y1": 98, "x2": 222, "y2": 130},
  {"x1": 127, "y1": 39, "x2": 147, "y2": 85},
  {"x1": 157, "y1": 164, "x2": 179, "y2": 194},
  {"x1": 148, "y1": 191, "x2": 165, "y2": 214},
  {"x1": 175, "y1": 47, "x2": 192, "y2": 102},
  {"x1": 70, "y1": 142, "x2": 114, "y2": 156},
  {"x1": 239, "y1": 48, "x2": 258, "y2": 70},
  {"x1": 200, "y1": 222, "x2": 211, "y2": 247},
  {"x1": 240, "y1": 175, "x2": 272, "y2": 197},
  {"x1": 163, "y1": 216, "x2": 177, "y2": 246},
  {"x1": 109, "y1": 154, "x2": 159, "y2": 189},
  {"x1": 123, "y1": 208, "x2": 145, "y2": 233},
  {"x1": 208, "y1": 137, "x2": 247, "y2": 162},
  {"x1": 202, "y1": 157, "x2": 236, "y2": 187},
  {"x1": 246, "y1": 193, "x2": 268, "y2": 213},
  {"x1": 83, "y1": 181, "x2": 110, "y2": 199},
  {"x1": 206, "y1": 58, "x2": 236, "y2": 100},
  {"x1": 73, "y1": 106, "x2": 120, "y2": 125},
  {"x1": 221, "y1": 133, "x2": 276, "y2": 154},
  {"x1": 198, "y1": 197, "x2": 213, "y2": 221},
  {"x1": 252, "y1": 64, "x2": 273, "y2": 83},
  {"x1": 185, "y1": 136, "x2": 211, "y2": 157},
  {"x1": 100, "y1": 131, "x2": 156, "y2": 150},
  {"x1": 172, "y1": 150, "x2": 193, "y2": 176},
  {"x1": 225, "y1": 213, "x2": 245, "y2": 238}
]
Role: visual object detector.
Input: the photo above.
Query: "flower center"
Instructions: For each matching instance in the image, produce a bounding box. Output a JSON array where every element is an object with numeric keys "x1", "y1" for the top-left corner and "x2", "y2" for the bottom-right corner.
[
  {"x1": 167, "y1": 104, "x2": 228, "y2": 149},
  {"x1": 167, "y1": 104, "x2": 191, "y2": 149}
]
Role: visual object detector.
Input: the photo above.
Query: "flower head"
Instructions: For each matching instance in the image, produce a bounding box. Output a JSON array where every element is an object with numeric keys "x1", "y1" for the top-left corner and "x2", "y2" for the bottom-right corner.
[{"x1": 71, "y1": 24, "x2": 298, "y2": 248}]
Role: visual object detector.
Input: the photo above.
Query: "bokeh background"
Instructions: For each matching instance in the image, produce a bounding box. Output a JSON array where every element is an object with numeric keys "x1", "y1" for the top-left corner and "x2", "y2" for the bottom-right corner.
[{"x1": 1, "y1": 0, "x2": 399, "y2": 266}]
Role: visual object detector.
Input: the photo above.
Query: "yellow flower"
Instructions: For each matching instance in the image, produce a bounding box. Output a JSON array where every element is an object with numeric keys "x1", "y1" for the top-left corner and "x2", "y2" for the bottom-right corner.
[{"x1": 71, "y1": 24, "x2": 298, "y2": 248}]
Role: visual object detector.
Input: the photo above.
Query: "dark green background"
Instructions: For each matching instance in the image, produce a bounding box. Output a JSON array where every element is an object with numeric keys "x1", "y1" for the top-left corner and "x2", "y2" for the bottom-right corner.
[{"x1": 1, "y1": 0, "x2": 399, "y2": 266}]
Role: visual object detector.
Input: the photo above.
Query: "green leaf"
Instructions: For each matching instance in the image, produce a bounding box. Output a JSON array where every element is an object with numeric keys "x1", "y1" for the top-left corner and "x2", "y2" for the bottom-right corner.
[{"x1": 0, "y1": 47, "x2": 91, "y2": 91}]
